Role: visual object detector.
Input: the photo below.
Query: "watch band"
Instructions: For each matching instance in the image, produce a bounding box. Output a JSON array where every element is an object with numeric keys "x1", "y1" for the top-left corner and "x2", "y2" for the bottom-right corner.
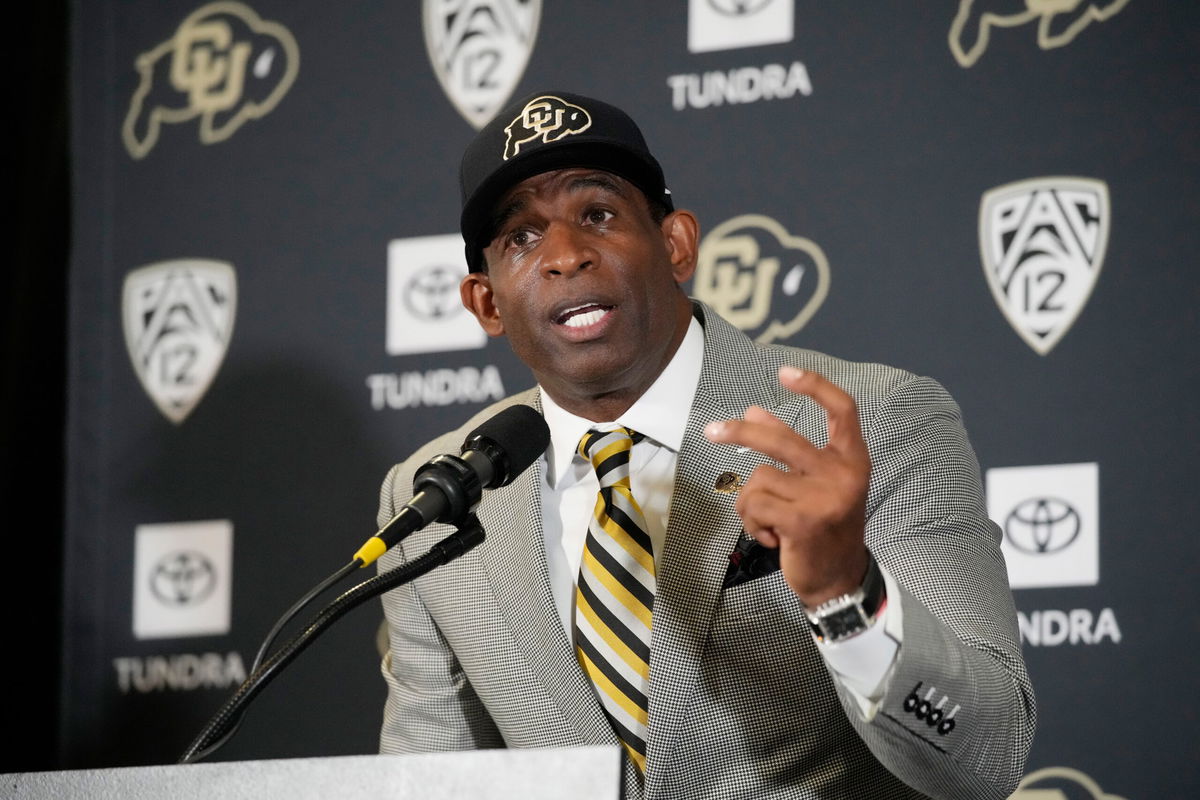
[{"x1": 806, "y1": 552, "x2": 886, "y2": 643}]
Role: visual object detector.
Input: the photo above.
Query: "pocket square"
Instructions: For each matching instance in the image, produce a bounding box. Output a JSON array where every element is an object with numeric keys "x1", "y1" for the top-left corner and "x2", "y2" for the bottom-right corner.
[{"x1": 723, "y1": 535, "x2": 780, "y2": 588}]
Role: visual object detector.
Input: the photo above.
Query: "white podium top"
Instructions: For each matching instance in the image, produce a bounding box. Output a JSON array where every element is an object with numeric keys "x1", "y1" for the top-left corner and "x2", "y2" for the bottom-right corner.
[{"x1": 3, "y1": 747, "x2": 624, "y2": 800}]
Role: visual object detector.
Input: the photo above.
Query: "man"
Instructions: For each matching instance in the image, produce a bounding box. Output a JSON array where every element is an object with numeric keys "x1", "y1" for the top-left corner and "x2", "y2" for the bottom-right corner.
[{"x1": 377, "y1": 90, "x2": 1035, "y2": 799}]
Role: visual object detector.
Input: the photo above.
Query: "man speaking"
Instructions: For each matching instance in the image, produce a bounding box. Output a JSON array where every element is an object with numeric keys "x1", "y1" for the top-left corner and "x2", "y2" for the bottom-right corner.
[{"x1": 375, "y1": 90, "x2": 1035, "y2": 799}]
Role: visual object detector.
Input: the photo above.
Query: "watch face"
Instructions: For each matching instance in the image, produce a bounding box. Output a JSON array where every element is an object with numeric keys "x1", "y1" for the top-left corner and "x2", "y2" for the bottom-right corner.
[{"x1": 821, "y1": 606, "x2": 869, "y2": 641}]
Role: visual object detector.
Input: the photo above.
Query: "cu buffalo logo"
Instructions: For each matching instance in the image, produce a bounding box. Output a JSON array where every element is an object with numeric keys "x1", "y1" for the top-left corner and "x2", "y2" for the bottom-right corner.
[
  {"x1": 693, "y1": 214, "x2": 830, "y2": 344},
  {"x1": 503, "y1": 95, "x2": 592, "y2": 160},
  {"x1": 1004, "y1": 497, "x2": 1081, "y2": 555},
  {"x1": 949, "y1": 0, "x2": 1131, "y2": 68},
  {"x1": 122, "y1": 1, "x2": 299, "y2": 159},
  {"x1": 1011, "y1": 766, "x2": 1128, "y2": 800}
]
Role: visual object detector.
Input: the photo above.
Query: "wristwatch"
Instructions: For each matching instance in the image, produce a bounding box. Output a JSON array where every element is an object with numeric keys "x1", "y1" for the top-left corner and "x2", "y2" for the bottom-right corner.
[{"x1": 805, "y1": 553, "x2": 885, "y2": 644}]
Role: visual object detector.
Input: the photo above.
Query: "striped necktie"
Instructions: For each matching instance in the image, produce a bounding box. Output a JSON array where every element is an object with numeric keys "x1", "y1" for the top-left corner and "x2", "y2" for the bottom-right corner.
[{"x1": 574, "y1": 427, "x2": 655, "y2": 774}]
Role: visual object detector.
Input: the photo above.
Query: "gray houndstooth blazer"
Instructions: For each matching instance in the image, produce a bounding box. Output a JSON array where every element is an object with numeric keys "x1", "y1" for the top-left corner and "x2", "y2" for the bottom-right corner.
[{"x1": 376, "y1": 302, "x2": 1035, "y2": 799}]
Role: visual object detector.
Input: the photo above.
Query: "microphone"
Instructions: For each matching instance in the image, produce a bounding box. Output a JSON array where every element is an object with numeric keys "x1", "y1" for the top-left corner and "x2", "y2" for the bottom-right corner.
[
  {"x1": 179, "y1": 405, "x2": 548, "y2": 764},
  {"x1": 353, "y1": 404, "x2": 549, "y2": 565}
]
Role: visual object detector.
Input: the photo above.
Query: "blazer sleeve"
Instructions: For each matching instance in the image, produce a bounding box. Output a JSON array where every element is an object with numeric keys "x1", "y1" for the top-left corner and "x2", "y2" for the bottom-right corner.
[
  {"x1": 376, "y1": 462, "x2": 504, "y2": 754},
  {"x1": 839, "y1": 374, "x2": 1036, "y2": 799}
]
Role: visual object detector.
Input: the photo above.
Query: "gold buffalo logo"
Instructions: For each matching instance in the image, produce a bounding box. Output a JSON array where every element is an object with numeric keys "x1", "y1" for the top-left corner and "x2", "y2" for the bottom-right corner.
[
  {"x1": 502, "y1": 95, "x2": 592, "y2": 160},
  {"x1": 693, "y1": 214, "x2": 830, "y2": 344},
  {"x1": 949, "y1": 0, "x2": 1131, "y2": 68},
  {"x1": 122, "y1": 1, "x2": 299, "y2": 159},
  {"x1": 1011, "y1": 766, "x2": 1128, "y2": 799}
]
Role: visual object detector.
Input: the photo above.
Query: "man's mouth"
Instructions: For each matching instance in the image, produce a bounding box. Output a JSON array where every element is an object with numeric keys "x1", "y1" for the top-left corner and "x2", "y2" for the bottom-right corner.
[{"x1": 554, "y1": 303, "x2": 613, "y2": 328}]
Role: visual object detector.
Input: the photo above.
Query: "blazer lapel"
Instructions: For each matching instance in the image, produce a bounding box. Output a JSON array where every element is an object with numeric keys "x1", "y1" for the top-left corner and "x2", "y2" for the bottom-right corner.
[
  {"x1": 643, "y1": 306, "x2": 782, "y2": 795},
  {"x1": 474, "y1": 393, "x2": 618, "y2": 749}
]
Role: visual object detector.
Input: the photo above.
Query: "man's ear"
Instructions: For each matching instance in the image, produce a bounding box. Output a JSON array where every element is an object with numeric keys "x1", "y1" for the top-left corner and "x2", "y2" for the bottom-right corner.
[
  {"x1": 662, "y1": 209, "x2": 699, "y2": 284},
  {"x1": 460, "y1": 272, "x2": 505, "y2": 337}
]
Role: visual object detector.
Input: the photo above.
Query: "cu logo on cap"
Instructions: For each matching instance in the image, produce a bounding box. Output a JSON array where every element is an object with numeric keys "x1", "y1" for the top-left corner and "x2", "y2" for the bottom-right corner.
[
  {"x1": 1004, "y1": 497, "x2": 1081, "y2": 554},
  {"x1": 150, "y1": 550, "x2": 217, "y2": 606},
  {"x1": 502, "y1": 95, "x2": 592, "y2": 159},
  {"x1": 707, "y1": 0, "x2": 775, "y2": 16}
]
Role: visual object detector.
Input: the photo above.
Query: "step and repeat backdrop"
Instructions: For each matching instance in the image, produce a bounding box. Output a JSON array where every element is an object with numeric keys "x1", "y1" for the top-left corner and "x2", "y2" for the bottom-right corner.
[{"x1": 67, "y1": 1, "x2": 1197, "y2": 796}]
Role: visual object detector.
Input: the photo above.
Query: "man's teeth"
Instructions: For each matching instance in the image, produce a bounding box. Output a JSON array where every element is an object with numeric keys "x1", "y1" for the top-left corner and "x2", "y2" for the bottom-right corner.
[{"x1": 562, "y1": 307, "x2": 607, "y2": 328}]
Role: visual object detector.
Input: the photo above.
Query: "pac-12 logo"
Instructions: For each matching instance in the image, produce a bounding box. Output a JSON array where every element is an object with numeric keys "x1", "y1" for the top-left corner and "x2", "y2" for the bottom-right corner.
[
  {"x1": 424, "y1": 0, "x2": 542, "y2": 130},
  {"x1": 949, "y1": 0, "x2": 1131, "y2": 68},
  {"x1": 123, "y1": 259, "x2": 237, "y2": 423},
  {"x1": 693, "y1": 214, "x2": 829, "y2": 344},
  {"x1": 979, "y1": 177, "x2": 1109, "y2": 355},
  {"x1": 122, "y1": 2, "x2": 299, "y2": 159}
]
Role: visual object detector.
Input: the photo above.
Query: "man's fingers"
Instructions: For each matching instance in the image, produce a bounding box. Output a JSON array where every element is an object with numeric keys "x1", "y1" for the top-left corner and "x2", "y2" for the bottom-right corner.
[
  {"x1": 703, "y1": 369, "x2": 870, "y2": 475},
  {"x1": 704, "y1": 411, "x2": 820, "y2": 469},
  {"x1": 740, "y1": 463, "x2": 816, "y2": 497},
  {"x1": 735, "y1": 487, "x2": 792, "y2": 546},
  {"x1": 742, "y1": 404, "x2": 788, "y2": 428},
  {"x1": 777, "y1": 366, "x2": 865, "y2": 453}
]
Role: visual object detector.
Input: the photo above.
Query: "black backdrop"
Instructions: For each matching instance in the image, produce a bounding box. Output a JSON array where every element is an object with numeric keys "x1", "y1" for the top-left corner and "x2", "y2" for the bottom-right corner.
[
  {"x1": 51, "y1": 2, "x2": 1200, "y2": 796},
  {"x1": 6, "y1": 0, "x2": 68, "y2": 776}
]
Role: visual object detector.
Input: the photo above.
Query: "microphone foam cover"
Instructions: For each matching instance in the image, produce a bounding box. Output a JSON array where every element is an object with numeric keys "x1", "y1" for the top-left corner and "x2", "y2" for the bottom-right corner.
[{"x1": 465, "y1": 405, "x2": 550, "y2": 485}]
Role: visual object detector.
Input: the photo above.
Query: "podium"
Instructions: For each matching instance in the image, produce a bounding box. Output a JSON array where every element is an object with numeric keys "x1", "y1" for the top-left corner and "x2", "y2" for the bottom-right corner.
[{"x1": 3, "y1": 747, "x2": 623, "y2": 799}]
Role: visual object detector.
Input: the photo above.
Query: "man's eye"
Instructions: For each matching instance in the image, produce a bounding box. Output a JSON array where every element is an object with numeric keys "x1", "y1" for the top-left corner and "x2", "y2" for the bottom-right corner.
[
  {"x1": 584, "y1": 208, "x2": 614, "y2": 225},
  {"x1": 508, "y1": 229, "x2": 534, "y2": 248}
]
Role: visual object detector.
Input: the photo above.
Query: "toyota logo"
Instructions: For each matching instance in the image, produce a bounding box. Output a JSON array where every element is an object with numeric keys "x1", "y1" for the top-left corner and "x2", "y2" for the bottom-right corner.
[
  {"x1": 404, "y1": 264, "x2": 463, "y2": 321},
  {"x1": 150, "y1": 550, "x2": 217, "y2": 606},
  {"x1": 1004, "y1": 497, "x2": 1081, "y2": 554},
  {"x1": 707, "y1": 0, "x2": 775, "y2": 17}
]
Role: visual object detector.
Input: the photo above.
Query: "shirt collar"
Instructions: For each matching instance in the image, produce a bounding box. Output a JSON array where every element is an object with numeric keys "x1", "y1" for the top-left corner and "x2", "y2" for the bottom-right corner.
[{"x1": 541, "y1": 316, "x2": 704, "y2": 488}]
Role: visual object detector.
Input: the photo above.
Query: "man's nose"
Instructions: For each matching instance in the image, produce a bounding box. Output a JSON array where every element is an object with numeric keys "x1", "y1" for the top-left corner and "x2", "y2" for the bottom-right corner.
[{"x1": 539, "y1": 222, "x2": 596, "y2": 277}]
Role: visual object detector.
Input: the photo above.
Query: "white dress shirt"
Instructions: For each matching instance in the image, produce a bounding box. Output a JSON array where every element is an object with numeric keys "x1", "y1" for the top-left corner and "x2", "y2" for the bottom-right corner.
[{"x1": 538, "y1": 318, "x2": 902, "y2": 716}]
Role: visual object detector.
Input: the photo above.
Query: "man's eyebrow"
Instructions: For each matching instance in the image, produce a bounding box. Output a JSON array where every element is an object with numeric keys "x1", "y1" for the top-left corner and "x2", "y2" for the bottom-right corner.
[
  {"x1": 568, "y1": 173, "x2": 627, "y2": 197},
  {"x1": 488, "y1": 173, "x2": 627, "y2": 240},
  {"x1": 489, "y1": 196, "x2": 528, "y2": 237}
]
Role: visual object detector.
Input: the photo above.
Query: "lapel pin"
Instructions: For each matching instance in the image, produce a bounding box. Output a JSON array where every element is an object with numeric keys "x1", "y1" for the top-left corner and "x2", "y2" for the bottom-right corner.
[{"x1": 714, "y1": 471, "x2": 743, "y2": 494}]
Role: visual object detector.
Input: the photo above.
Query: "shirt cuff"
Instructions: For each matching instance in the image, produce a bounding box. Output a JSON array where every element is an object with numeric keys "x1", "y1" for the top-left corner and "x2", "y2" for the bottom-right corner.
[{"x1": 815, "y1": 562, "x2": 903, "y2": 719}]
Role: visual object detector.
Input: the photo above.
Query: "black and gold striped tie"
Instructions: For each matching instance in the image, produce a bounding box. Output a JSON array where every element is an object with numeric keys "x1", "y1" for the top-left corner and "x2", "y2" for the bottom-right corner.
[{"x1": 574, "y1": 427, "x2": 655, "y2": 774}]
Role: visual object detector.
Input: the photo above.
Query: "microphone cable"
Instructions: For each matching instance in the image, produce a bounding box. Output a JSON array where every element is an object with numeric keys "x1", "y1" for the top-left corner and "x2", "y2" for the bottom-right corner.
[
  {"x1": 179, "y1": 516, "x2": 484, "y2": 764},
  {"x1": 177, "y1": 405, "x2": 549, "y2": 763},
  {"x1": 180, "y1": 558, "x2": 363, "y2": 763}
]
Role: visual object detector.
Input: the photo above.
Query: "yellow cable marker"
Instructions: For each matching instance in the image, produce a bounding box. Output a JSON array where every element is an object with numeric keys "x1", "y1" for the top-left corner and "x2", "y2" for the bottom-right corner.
[{"x1": 353, "y1": 536, "x2": 387, "y2": 567}]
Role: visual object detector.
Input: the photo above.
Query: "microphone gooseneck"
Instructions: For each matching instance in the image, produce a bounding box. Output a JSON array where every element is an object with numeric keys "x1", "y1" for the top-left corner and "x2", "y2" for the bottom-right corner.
[
  {"x1": 179, "y1": 405, "x2": 549, "y2": 764},
  {"x1": 354, "y1": 404, "x2": 549, "y2": 566}
]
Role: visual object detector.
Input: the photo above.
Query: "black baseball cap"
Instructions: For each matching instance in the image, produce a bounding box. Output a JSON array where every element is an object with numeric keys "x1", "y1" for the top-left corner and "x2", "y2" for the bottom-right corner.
[{"x1": 459, "y1": 90, "x2": 674, "y2": 272}]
